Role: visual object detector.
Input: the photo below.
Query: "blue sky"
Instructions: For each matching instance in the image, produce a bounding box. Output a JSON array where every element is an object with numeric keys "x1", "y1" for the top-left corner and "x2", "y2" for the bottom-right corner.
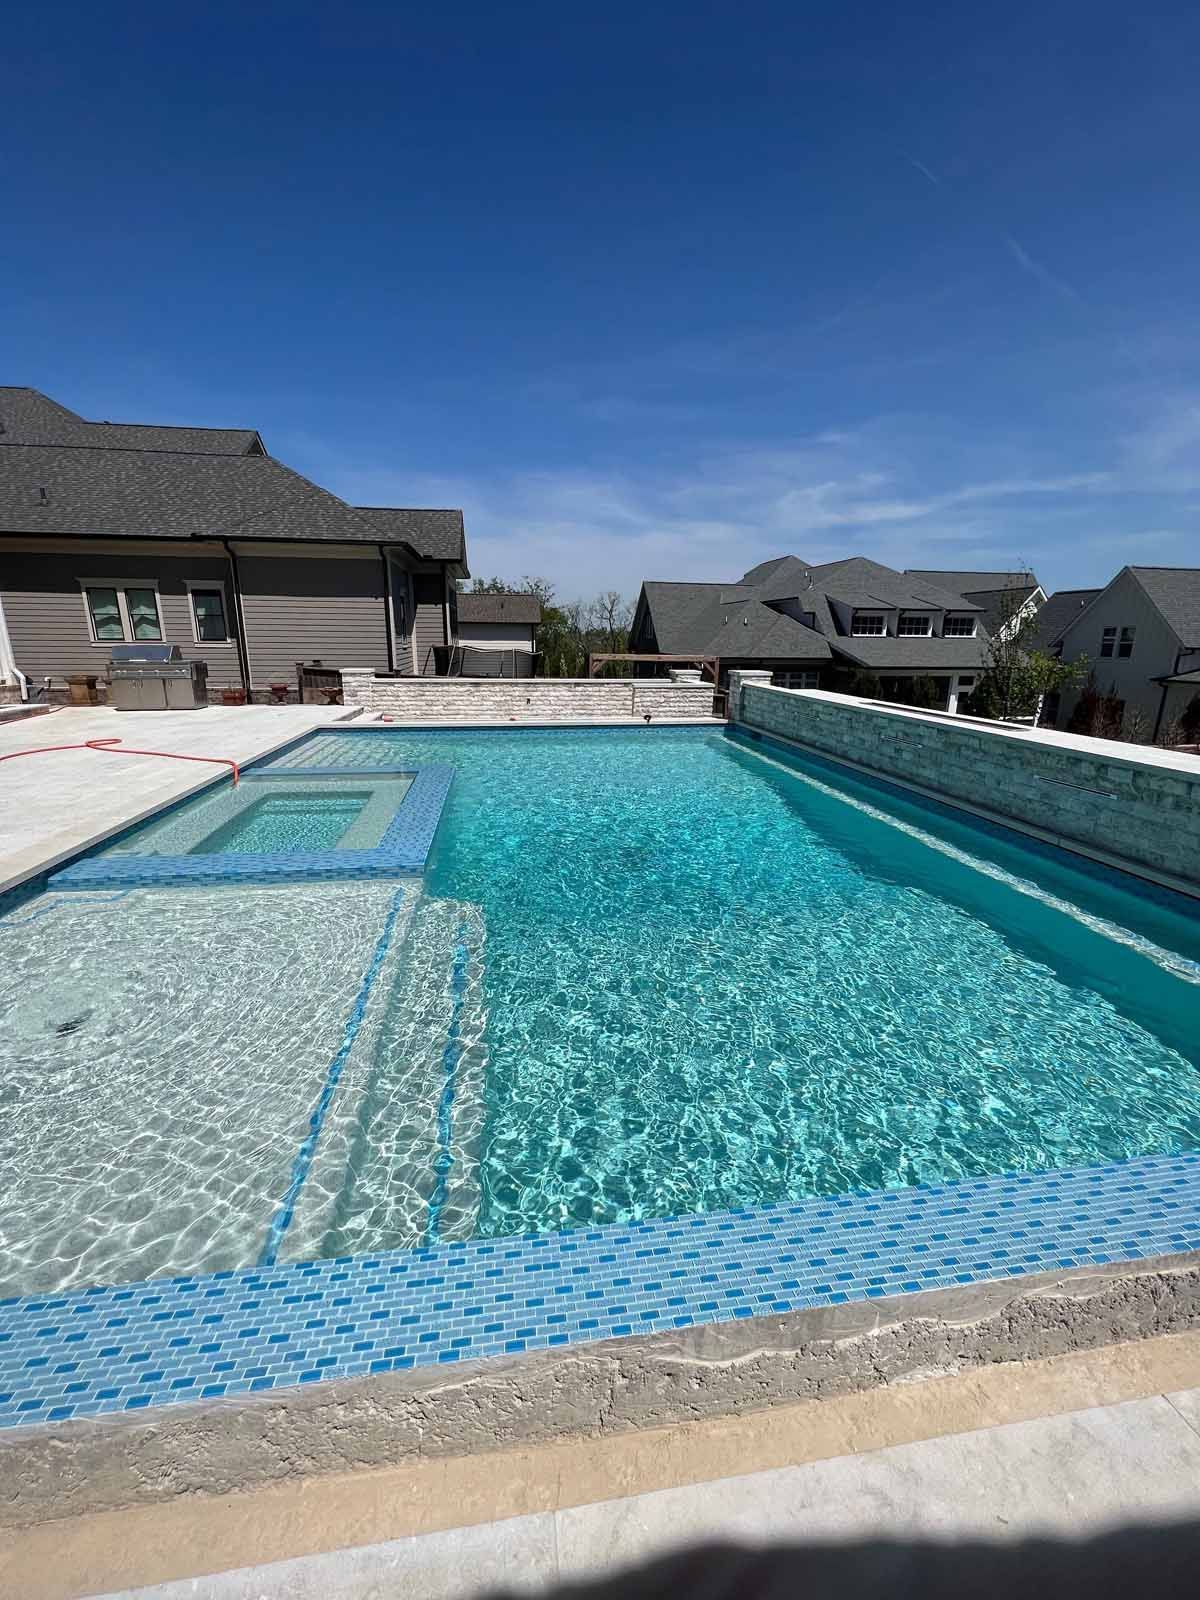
[{"x1": 5, "y1": 2, "x2": 1199, "y2": 600}]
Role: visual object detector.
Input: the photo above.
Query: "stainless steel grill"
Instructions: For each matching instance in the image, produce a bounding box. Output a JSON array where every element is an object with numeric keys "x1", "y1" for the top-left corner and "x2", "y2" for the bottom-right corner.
[{"x1": 109, "y1": 644, "x2": 209, "y2": 711}]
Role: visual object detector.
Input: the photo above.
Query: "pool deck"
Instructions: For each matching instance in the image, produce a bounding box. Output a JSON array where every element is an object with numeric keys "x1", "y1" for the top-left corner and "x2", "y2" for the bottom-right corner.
[
  {"x1": 0, "y1": 703, "x2": 361, "y2": 895},
  {"x1": 7, "y1": 1330, "x2": 1200, "y2": 1598}
]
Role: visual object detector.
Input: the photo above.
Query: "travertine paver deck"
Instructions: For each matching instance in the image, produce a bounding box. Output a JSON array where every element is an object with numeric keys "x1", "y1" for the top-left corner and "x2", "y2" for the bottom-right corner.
[
  {"x1": 95, "y1": 1385, "x2": 1200, "y2": 1599},
  {"x1": 0, "y1": 704, "x2": 356, "y2": 893}
]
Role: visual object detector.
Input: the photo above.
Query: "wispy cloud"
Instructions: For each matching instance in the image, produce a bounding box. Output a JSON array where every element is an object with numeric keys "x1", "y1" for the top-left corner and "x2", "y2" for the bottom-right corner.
[
  {"x1": 907, "y1": 156, "x2": 943, "y2": 188},
  {"x1": 1003, "y1": 233, "x2": 1083, "y2": 305},
  {"x1": 325, "y1": 427, "x2": 1133, "y2": 601}
]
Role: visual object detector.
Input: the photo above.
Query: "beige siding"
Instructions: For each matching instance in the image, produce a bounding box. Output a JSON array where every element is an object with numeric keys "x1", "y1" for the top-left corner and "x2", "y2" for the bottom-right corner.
[
  {"x1": 0, "y1": 540, "x2": 241, "y2": 690},
  {"x1": 412, "y1": 570, "x2": 447, "y2": 676},
  {"x1": 234, "y1": 550, "x2": 390, "y2": 691},
  {"x1": 1054, "y1": 569, "x2": 1183, "y2": 729}
]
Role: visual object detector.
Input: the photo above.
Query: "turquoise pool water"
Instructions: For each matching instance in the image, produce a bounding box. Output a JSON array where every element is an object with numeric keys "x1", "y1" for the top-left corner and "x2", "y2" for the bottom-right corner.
[
  {"x1": 100, "y1": 774, "x2": 413, "y2": 857},
  {"x1": 263, "y1": 727, "x2": 1200, "y2": 1244},
  {"x1": 3, "y1": 725, "x2": 1199, "y2": 1295},
  {"x1": 193, "y1": 791, "x2": 370, "y2": 853}
]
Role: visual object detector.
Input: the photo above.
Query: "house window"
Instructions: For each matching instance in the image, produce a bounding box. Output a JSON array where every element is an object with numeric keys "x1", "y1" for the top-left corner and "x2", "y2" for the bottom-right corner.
[
  {"x1": 1100, "y1": 626, "x2": 1116, "y2": 658},
  {"x1": 189, "y1": 587, "x2": 229, "y2": 642},
  {"x1": 84, "y1": 587, "x2": 124, "y2": 641},
  {"x1": 1118, "y1": 626, "x2": 1135, "y2": 658},
  {"x1": 897, "y1": 614, "x2": 932, "y2": 637},
  {"x1": 852, "y1": 613, "x2": 886, "y2": 636},
  {"x1": 943, "y1": 614, "x2": 976, "y2": 637},
  {"x1": 125, "y1": 588, "x2": 163, "y2": 640},
  {"x1": 82, "y1": 583, "x2": 163, "y2": 643},
  {"x1": 773, "y1": 670, "x2": 821, "y2": 689}
]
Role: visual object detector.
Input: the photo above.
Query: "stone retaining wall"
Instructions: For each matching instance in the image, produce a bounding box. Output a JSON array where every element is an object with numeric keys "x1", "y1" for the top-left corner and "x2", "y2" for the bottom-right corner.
[
  {"x1": 339, "y1": 669, "x2": 714, "y2": 721},
  {"x1": 729, "y1": 675, "x2": 1200, "y2": 889}
]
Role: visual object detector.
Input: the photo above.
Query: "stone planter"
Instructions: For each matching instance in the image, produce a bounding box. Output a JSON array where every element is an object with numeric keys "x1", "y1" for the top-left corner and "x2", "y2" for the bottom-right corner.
[{"x1": 65, "y1": 674, "x2": 100, "y2": 706}]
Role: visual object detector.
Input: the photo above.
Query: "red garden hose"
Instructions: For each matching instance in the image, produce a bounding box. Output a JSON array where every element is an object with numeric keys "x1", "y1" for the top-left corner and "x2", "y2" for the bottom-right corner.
[{"x1": 0, "y1": 737, "x2": 240, "y2": 784}]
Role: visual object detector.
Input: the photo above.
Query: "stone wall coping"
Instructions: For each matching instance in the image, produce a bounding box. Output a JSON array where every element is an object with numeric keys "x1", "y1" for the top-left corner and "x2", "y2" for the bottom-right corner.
[{"x1": 754, "y1": 685, "x2": 1200, "y2": 779}]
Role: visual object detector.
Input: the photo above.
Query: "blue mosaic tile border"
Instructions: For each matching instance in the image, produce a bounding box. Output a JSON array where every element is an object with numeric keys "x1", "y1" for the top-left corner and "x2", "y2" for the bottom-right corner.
[
  {"x1": 46, "y1": 765, "x2": 455, "y2": 890},
  {"x1": 2, "y1": 1153, "x2": 1198, "y2": 1429}
]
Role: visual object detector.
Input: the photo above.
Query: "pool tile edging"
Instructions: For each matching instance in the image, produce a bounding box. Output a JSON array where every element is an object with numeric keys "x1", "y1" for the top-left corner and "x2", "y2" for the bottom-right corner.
[
  {"x1": 2, "y1": 1152, "x2": 1198, "y2": 1431},
  {"x1": 45, "y1": 765, "x2": 455, "y2": 888}
]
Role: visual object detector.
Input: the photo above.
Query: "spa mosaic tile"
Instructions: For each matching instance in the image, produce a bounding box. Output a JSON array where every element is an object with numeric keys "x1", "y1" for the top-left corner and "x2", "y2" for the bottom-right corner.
[
  {"x1": 2, "y1": 1152, "x2": 1198, "y2": 1429},
  {"x1": 46, "y1": 765, "x2": 454, "y2": 889}
]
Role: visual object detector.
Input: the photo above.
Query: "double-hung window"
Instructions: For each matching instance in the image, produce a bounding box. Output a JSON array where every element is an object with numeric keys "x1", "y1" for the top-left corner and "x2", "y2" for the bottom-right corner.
[
  {"x1": 1099, "y1": 625, "x2": 1136, "y2": 658},
  {"x1": 81, "y1": 584, "x2": 163, "y2": 643},
  {"x1": 188, "y1": 585, "x2": 230, "y2": 642},
  {"x1": 852, "y1": 613, "x2": 886, "y2": 637},
  {"x1": 943, "y1": 614, "x2": 976, "y2": 637}
]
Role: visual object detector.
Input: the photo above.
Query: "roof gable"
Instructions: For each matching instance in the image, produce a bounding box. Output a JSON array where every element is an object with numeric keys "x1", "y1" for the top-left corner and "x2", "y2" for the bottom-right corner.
[{"x1": 1129, "y1": 567, "x2": 1200, "y2": 646}]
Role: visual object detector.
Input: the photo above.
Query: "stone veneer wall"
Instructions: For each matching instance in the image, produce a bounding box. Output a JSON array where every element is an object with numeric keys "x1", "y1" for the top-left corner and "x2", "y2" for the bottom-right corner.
[
  {"x1": 729, "y1": 674, "x2": 1200, "y2": 890},
  {"x1": 340, "y1": 669, "x2": 714, "y2": 721}
]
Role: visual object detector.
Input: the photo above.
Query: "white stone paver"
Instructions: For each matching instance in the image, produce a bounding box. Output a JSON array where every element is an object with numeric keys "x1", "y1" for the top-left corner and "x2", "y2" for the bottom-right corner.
[
  {"x1": 0, "y1": 704, "x2": 355, "y2": 892},
  {"x1": 97, "y1": 1388, "x2": 1200, "y2": 1599}
]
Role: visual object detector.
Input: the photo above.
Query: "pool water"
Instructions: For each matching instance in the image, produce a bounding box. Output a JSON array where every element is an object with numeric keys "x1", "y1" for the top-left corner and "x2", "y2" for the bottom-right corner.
[
  {"x1": 101, "y1": 774, "x2": 413, "y2": 857},
  {"x1": 191, "y1": 791, "x2": 371, "y2": 853},
  {"x1": 2, "y1": 726, "x2": 1199, "y2": 1293}
]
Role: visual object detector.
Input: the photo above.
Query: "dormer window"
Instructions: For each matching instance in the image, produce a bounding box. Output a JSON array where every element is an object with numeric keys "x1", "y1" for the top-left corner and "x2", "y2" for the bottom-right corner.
[
  {"x1": 851, "y1": 613, "x2": 886, "y2": 636},
  {"x1": 897, "y1": 614, "x2": 932, "y2": 637},
  {"x1": 943, "y1": 615, "x2": 977, "y2": 637}
]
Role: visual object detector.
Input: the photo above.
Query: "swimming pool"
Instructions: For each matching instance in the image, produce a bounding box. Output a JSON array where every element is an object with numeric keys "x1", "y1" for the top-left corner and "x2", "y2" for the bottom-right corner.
[{"x1": 2, "y1": 724, "x2": 1198, "y2": 1305}]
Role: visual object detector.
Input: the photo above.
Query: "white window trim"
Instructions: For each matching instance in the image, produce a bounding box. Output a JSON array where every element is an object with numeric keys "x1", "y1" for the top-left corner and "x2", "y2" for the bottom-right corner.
[
  {"x1": 183, "y1": 578, "x2": 235, "y2": 647},
  {"x1": 851, "y1": 613, "x2": 887, "y2": 637},
  {"x1": 78, "y1": 578, "x2": 164, "y2": 646},
  {"x1": 943, "y1": 614, "x2": 977, "y2": 637},
  {"x1": 897, "y1": 614, "x2": 933, "y2": 637}
]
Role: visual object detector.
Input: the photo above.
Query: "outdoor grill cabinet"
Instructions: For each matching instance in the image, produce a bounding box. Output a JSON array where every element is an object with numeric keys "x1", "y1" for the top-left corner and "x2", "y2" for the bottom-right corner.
[{"x1": 109, "y1": 644, "x2": 209, "y2": 710}]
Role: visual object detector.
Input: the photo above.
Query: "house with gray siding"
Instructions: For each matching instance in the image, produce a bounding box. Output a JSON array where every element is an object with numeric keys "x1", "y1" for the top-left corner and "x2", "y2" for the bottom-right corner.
[
  {"x1": 631, "y1": 555, "x2": 1001, "y2": 712},
  {"x1": 1045, "y1": 566, "x2": 1200, "y2": 738},
  {"x1": 0, "y1": 387, "x2": 470, "y2": 702},
  {"x1": 452, "y1": 592, "x2": 542, "y2": 676}
]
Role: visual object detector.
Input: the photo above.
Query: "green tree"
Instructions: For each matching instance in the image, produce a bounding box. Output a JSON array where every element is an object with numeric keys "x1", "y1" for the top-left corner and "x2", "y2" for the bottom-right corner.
[{"x1": 970, "y1": 583, "x2": 1085, "y2": 723}]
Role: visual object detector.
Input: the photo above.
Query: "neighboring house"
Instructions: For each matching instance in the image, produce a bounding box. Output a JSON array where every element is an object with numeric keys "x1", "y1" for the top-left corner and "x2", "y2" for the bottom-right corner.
[
  {"x1": 0, "y1": 387, "x2": 470, "y2": 701},
  {"x1": 631, "y1": 555, "x2": 995, "y2": 712},
  {"x1": 904, "y1": 570, "x2": 1046, "y2": 639},
  {"x1": 451, "y1": 592, "x2": 542, "y2": 677},
  {"x1": 1046, "y1": 566, "x2": 1200, "y2": 737},
  {"x1": 1024, "y1": 588, "x2": 1103, "y2": 654}
]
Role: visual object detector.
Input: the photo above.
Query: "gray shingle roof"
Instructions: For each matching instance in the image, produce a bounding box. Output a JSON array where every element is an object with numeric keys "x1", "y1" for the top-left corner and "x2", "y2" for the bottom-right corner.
[
  {"x1": 833, "y1": 635, "x2": 991, "y2": 671},
  {"x1": 457, "y1": 591, "x2": 541, "y2": 624},
  {"x1": 640, "y1": 582, "x2": 832, "y2": 661},
  {"x1": 1130, "y1": 567, "x2": 1200, "y2": 646},
  {"x1": 353, "y1": 507, "x2": 465, "y2": 563},
  {"x1": 905, "y1": 568, "x2": 1041, "y2": 595},
  {"x1": 954, "y1": 584, "x2": 1040, "y2": 636},
  {"x1": 639, "y1": 555, "x2": 1000, "y2": 673},
  {"x1": 0, "y1": 388, "x2": 467, "y2": 562},
  {"x1": 1025, "y1": 588, "x2": 1102, "y2": 651},
  {"x1": 804, "y1": 557, "x2": 981, "y2": 613},
  {"x1": 0, "y1": 387, "x2": 263, "y2": 455}
]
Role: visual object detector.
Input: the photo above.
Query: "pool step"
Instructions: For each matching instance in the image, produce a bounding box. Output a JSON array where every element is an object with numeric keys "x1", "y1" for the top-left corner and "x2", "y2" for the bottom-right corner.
[{"x1": 278, "y1": 893, "x2": 488, "y2": 1262}]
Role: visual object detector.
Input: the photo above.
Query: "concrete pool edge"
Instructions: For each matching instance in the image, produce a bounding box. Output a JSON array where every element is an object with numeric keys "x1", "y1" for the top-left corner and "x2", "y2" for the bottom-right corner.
[{"x1": 3, "y1": 1252, "x2": 1199, "y2": 1536}]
